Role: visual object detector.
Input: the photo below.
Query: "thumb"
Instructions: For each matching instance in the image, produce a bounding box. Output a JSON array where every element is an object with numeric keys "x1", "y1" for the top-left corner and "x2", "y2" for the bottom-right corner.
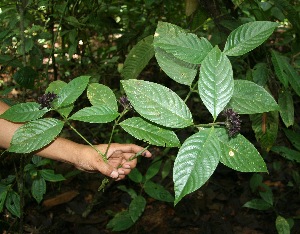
[{"x1": 97, "y1": 162, "x2": 119, "y2": 179}]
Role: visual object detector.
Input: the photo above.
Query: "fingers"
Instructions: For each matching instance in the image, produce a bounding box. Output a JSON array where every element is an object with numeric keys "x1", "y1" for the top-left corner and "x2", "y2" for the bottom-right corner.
[{"x1": 108, "y1": 143, "x2": 152, "y2": 158}]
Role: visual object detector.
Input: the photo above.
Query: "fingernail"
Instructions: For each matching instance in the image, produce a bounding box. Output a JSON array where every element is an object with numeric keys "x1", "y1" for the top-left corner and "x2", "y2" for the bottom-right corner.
[
  {"x1": 110, "y1": 171, "x2": 118, "y2": 179},
  {"x1": 123, "y1": 164, "x2": 131, "y2": 169}
]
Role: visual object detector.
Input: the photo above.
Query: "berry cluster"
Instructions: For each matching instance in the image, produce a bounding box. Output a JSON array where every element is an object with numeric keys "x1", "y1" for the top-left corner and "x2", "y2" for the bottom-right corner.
[
  {"x1": 223, "y1": 108, "x2": 242, "y2": 137},
  {"x1": 37, "y1": 92, "x2": 58, "y2": 109}
]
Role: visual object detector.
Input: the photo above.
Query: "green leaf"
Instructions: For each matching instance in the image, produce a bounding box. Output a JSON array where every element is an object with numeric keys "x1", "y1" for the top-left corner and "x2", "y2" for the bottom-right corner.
[
  {"x1": 154, "y1": 22, "x2": 213, "y2": 64},
  {"x1": 5, "y1": 191, "x2": 20, "y2": 217},
  {"x1": 252, "y1": 63, "x2": 269, "y2": 86},
  {"x1": 250, "y1": 111, "x2": 279, "y2": 152},
  {"x1": 13, "y1": 66, "x2": 38, "y2": 89},
  {"x1": 223, "y1": 21, "x2": 278, "y2": 56},
  {"x1": 122, "y1": 79, "x2": 193, "y2": 128},
  {"x1": 228, "y1": 80, "x2": 279, "y2": 114},
  {"x1": 53, "y1": 76, "x2": 90, "y2": 109},
  {"x1": 271, "y1": 146, "x2": 300, "y2": 163},
  {"x1": 271, "y1": 50, "x2": 289, "y2": 88},
  {"x1": 215, "y1": 128, "x2": 267, "y2": 172},
  {"x1": 117, "y1": 185, "x2": 137, "y2": 199},
  {"x1": 121, "y1": 35, "x2": 154, "y2": 80},
  {"x1": 198, "y1": 46, "x2": 234, "y2": 120},
  {"x1": 128, "y1": 168, "x2": 143, "y2": 183},
  {"x1": 120, "y1": 117, "x2": 180, "y2": 147},
  {"x1": 0, "y1": 102, "x2": 48, "y2": 122},
  {"x1": 46, "y1": 80, "x2": 73, "y2": 117},
  {"x1": 87, "y1": 83, "x2": 118, "y2": 111},
  {"x1": 40, "y1": 169, "x2": 65, "y2": 182},
  {"x1": 259, "y1": 183, "x2": 273, "y2": 205},
  {"x1": 250, "y1": 174, "x2": 263, "y2": 192},
  {"x1": 145, "y1": 159, "x2": 162, "y2": 181},
  {"x1": 0, "y1": 187, "x2": 8, "y2": 213},
  {"x1": 106, "y1": 210, "x2": 134, "y2": 231},
  {"x1": 32, "y1": 177, "x2": 46, "y2": 203},
  {"x1": 173, "y1": 128, "x2": 220, "y2": 205},
  {"x1": 8, "y1": 118, "x2": 64, "y2": 153},
  {"x1": 276, "y1": 216, "x2": 291, "y2": 234},
  {"x1": 155, "y1": 47, "x2": 197, "y2": 86},
  {"x1": 144, "y1": 180, "x2": 174, "y2": 202},
  {"x1": 129, "y1": 195, "x2": 146, "y2": 222},
  {"x1": 278, "y1": 89, "x2": 294, "y2": 128},
  {"x1": 69, "y1": 106, "x2": 119, "y2": 123},
  {"x1": 281, "y1": 59, "x2": 300, "y2": 97},
  {"x1": 283, "y1": 129, "x2": 300, "y2": 151},
  {"x1": 243, "y1": 198, "x2": 272, "y2": 210}
]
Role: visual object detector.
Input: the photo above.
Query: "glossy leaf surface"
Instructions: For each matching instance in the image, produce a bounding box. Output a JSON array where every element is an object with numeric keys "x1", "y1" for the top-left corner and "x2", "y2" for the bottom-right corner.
[
  {"x1": 198, "y1": 47, "x2": 234, "y2": 120},
  {"x1": 228, "y1": 80, "x2": 279, "y2": 114},
  {"x1": 120, "y1": 117, "x2": 180, "y2": 147},
  {"x1": 9, "y1": 118, "x2": 64, "y2": 153},
  {"x1": 224, "y1": 21, "x2": 278, "y2": 56},
  {"x1": 215, "y1": 128, "x2": 267, "y2": 172},
  {"x1": 173, "y1": 129, "x2": 220, "y2": 205},
  {"x1": 122, "y1": 79, "x2": 193, "y2": 128}
]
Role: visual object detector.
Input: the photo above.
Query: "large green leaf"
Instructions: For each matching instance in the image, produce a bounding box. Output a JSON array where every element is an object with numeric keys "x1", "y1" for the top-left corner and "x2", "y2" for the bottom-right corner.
[
  {"x1": 13, "y1": 66, "x2": 38, "y2": 89},
  {"x1": 53, "y1": 76, "x2": 90, "y2": 109},
  {"x1": 121, "y1": 79, "x2": 193, "y2": 128},
  {"x1": 215, "y1": 128, "x2": 267, "y2": 172},
  {"x1": 0, "y1": 102, "x2": 48, "y2": 122},
  {"x1": 129, "y1": 195, "x2": 146, "y2": 222},
  {"x1": 250, "y1": 111, "x2": 279, "y2": 152},
  {"x1": 120, "y1": 117, "x2": 180, "y2": 147},
  {"x1": 228, "y1": 80, "x2": 279, "y2": 114},
  {"x1": 173, "y1": 128, "x2": 220, "y2": 205},
  {"x1": 154, "y1": 21, "x2": 213, "y2": 64},
  {"x1": 69, "y1": 106, "x2": 119, "y2": 123},
  {"x1": 87, "y1": 83, "x2": 118, "y2": 111},
  {"x1": 271, "y1": 50, "x2": 289, "y2": 88},
  {"x1": 8, "y1": 118, "x2": 64, "y2": 153},
  {"x1": 198, "y1": 46, "x2": 234, "y2": 120},
  {"x1": 32, "y1": 177, "x2": 46, "y2": 204},
  {"x1": 278, "y1": 89, "x2": 294, "y2": 128},
  {"x1": 223, "y1": 21, "x2": 278, "y2": 56},
  {"x1": 0, "y1": 186, "x2": 8, "y2": 213},
  {"x1": 121, "y1": 35, "x2": 154, "y2": 80},
  {"x1": 155, "y1": 47, "x2": 197, "y2": 86},
  {"x1": 46, "y1": 80, "x2": 73, "y2": 117}
]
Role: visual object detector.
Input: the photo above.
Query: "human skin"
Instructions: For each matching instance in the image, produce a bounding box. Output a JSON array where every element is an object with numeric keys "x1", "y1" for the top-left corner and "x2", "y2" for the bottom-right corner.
[{"x1": 0, "y1": 101, "x2": 151, "y2": 180}]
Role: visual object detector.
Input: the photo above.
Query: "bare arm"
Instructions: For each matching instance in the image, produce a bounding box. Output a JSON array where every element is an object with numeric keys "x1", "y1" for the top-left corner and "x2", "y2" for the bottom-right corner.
[{"x1": 0, "y1": 101, "x2": 151, "y2": 179}]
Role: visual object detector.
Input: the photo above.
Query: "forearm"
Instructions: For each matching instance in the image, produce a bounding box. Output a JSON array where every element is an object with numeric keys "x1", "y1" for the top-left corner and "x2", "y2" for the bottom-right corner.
[{"x1": 0, "y1": 101, "x2": 79, "y2": 164}]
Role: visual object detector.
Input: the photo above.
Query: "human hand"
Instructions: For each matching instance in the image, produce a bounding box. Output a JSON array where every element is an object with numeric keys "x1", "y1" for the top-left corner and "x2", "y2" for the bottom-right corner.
[{"x1": 74, "y1": 143, "x2": 151, "y2": 180}]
